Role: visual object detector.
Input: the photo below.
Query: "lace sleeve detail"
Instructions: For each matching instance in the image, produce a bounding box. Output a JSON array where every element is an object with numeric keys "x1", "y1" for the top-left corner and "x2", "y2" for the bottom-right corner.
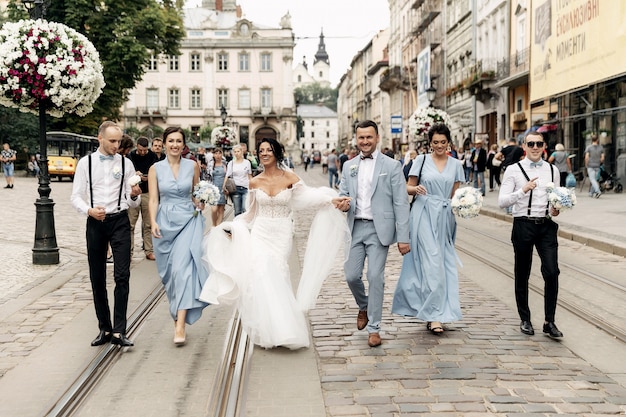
[{"x1": 290, "y1": 180, "x2": 336, "y2": 211}]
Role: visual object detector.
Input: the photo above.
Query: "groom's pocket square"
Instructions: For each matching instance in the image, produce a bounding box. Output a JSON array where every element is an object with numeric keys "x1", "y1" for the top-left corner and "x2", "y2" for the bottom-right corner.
[{"x1": 379, "y1": 172, "x2": 388, "y2": 176}]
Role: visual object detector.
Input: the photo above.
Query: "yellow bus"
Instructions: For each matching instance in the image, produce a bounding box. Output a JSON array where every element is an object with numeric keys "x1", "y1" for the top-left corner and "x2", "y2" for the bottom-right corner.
[{"x1": 46, "y1": 131, "x2": 98, "y2": 181}]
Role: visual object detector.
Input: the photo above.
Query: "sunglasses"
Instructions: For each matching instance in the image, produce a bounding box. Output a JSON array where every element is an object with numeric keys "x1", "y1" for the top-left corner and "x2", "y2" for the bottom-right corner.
[{"x1": 525, "y1": 141, "x2": 544, "y2": 148}]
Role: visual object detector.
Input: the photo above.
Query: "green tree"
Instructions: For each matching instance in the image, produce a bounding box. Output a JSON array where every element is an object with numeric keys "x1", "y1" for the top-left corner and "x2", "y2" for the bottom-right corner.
[
  {"x1": 6, "y1": 0, "x2": 185, "y2": 135},
  {"x1": 294, "y1": 83, "x2": 338, "y2": 111}
]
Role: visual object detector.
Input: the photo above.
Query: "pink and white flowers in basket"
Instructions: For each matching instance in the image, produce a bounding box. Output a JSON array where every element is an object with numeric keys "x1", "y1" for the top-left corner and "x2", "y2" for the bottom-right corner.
[
  {"x1": 408, "y1": 106, "x2": 452, "y2": 140},
  {"x1": 0, "y1": 19, "x2": 105, "y2": 117},
  {"x1": 211, "y1": 126, "x2": 237, "y2": 147},
  {"x1": 451, "y1": 187, "x2": 483, "y2": 219}
]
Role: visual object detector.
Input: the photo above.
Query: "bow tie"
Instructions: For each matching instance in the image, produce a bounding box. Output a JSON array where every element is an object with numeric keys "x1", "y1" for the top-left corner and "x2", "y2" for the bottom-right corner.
[
  {"x1": 529, "y1": 160, "x2": 543, "y2": 168},
  {"x1": 99, "y1": 154, "x2": 114, "y2": 161},
  {"x1": 360, "y1": 154, "x2": 373, "y2": 160}
]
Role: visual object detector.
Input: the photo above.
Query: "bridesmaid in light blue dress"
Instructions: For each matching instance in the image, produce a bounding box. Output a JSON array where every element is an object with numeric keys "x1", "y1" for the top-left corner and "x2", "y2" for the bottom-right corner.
[
  {"x1": 148, "y1": 127, "x2": 208, "y2": 346},
  {"x1": 392, "y1": 124, "x2": 464, "y2": 334}
]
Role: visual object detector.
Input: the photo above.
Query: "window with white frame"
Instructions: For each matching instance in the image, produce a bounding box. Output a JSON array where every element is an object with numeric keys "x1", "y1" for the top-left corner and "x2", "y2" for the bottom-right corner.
[
  {"x1": 217, "y1": 89, "x2": 229, "y2": 108},
  {"x1": 168, "y1": 88, "x2": 180, "y2": 108},
  {"x1": 147, "y1": 54, "x2": 158, "y2": 71},
  {"x1": 190, "y1": 53, "x2": 201, "y2": 71},
  {"x1": 146, "y1": 88, "x2": 158, "y2": 112},
  {"x1": 190, "y1": 88, "x2": 202, "y2": 109},
  {"x1": 168, "y1": 55, "x2": 179, "y2": 71},
  {"x1": 239, "y1": 52, "x2": 249, "y2": 71},
  {"x1": 260, "y1": 88, "x2": 272, "y2": 108},
  {"x1": 260, "y1": 52, "x2": 272, "y2": 71},
  {"x1": 238, "y1": 89, "x2": 250, "y2": 109},
  {"x1": 217, "y1": 52, "x2": 228, "y2": 71}
]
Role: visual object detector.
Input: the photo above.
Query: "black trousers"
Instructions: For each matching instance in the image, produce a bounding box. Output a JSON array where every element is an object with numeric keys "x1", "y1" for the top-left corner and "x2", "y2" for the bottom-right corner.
[
  {"x1": 86, "y1": 212, "x2": 131, "y2": 334},
  {"x1": 511, "y1": 217, "x2": 560, "y2": 323}
]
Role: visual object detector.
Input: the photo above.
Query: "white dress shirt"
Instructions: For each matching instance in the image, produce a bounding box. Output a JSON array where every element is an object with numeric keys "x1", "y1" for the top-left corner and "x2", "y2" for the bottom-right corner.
[
  {"x1": 355, "y1": 150, "x2": 378, "y2": 220},
  {"x1": 498, "y1": 158, "x2": 560, "y2": 217},
  {"x1": 71, "y1": 151, "x2": 140, "y2": 216}
]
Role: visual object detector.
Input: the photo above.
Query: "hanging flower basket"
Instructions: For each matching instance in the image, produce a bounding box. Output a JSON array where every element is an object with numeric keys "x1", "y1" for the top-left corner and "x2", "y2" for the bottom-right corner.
[
  {"x1": 0, "y1": 19, "x2": 105, "y2": 118},
  {"x1": 211, "y1": 126, "x2": 237, "y2": 147},
  {"x1": 408, "y1": 106, "x2": 452, "y2": 141}
]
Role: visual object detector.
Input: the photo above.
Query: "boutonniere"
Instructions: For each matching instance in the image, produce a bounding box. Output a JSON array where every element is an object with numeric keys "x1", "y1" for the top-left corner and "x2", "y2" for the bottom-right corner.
[
  {"x1": 112, "y1": 165, "x2": 121, "y2": 179},
  {"x1": 350, "y1": 165, "x2": 358, "y2": 177}
]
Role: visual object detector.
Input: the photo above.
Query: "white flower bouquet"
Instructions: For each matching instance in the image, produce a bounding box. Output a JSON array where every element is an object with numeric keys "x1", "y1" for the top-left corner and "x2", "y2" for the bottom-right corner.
[
  {"x1": 545, "y1": 182, "x2": 576, "y2": 210},
  {"x1": 451, "y1": 187, "x2": 483, "y2": 219},
  {"x1": 0, "y1": 19, "x2": 105, "y2": 118},
  {"x1": 211, "y1": 126, "x2": 237, "y2": 147},
  {"x1": 193, "y1": 180, "x2": 220, "y2": 206},
  {"x1": 128, "y1": 175, "x2": 142, "y2": 187},
  {"x1": 408, "y1": 107, "x2": 452, "y2": 140}
]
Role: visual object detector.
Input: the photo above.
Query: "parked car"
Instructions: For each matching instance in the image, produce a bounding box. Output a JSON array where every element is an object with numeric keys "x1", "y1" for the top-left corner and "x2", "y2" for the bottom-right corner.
[
  {"x1": 48, "y1": 155, "x2": 78, "y2": 181},
  {"x1": 312, "y1": 151, "x2": 321, "y2": 163}
]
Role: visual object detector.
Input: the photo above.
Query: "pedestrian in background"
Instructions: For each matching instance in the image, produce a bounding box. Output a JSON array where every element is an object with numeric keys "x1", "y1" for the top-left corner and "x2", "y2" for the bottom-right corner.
[
  {"x1": 327, "y1": 149, "x2": 340, "y2": 188},
  {"x1": 149, "y1": 127, "x2": 209, "y2": 346},
  {"x1": 548, "y1": 143, "x2": 572, "y2": 187},
  {"x1": 1, "y1": 142, "x2": 17, "y2": 189},
  {"x1": 584, "y1": 133, "x2": 604, "y2": 198},
  {"x1": 487, "y1": 143, "x2": 502, "y2": 192},
  {"x1": 471, "y1": 139, "x2": 487, "y2": 196},
  {"x1": 338, "y1": 120, "x2": 410, "y2": 348},
  {"x1": 70, "y1": 121, "x2": 142, "y2": 347},
  {"x1": 28, "y1": 155, "x2": 40, "y2": 178},
  {"x1": 210, "y1": 147, "x2": 227, "y2": 226},
  {"x1": 498, "y1": 131, "x2": 564, "y2": 339},
  {"x1": 225, "y1": 144, "x2": 252, "y2": 216},
  {"x1": 128, "y1": 136, "x2": 158, "y2": 260},
  {"x1": 151, "y1": 138, "x2": 165, "y2": 161},
  {"x1": 392, "y1": 123, "x2": 465, "y2": 335}
]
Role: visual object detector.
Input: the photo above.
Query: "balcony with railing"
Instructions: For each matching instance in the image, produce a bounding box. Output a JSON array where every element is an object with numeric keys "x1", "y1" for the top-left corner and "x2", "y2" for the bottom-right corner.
[
  {"x1": 135, "y1": 107, "x2": 168, "y2": 121},
  {"x1": 379, "y1": 66, "x2": 402, "y2": 92},
  {"x1": 497, "y1": 47, "x2": 530, "y2": 80},
  {"x1": 412, "y1": 0, "x2": 443, "y2": 37}
]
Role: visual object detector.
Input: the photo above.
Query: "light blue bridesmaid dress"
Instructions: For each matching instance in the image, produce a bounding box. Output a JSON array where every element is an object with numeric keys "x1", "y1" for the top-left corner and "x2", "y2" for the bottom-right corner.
[{"x1": 153, "y1": 158, "x2": 208, "y2": 324}]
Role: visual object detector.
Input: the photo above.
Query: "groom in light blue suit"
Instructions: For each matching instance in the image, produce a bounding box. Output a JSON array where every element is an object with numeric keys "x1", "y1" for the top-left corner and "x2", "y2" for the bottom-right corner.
[{"x1": 338, "y1": 120, "x2": 410, "y2": 347}]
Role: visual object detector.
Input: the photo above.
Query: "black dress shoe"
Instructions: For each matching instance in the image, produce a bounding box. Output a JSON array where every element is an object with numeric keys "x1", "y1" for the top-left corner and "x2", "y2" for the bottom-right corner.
[
  {"x1": 91, "y1": 330, "x2": 112, "y2": 346},
  {"x1": 543, "y1": 322, "x2": 563, "y2": 338},
  {"x1": 111, "y1": 334, "x2": 134, "y2": 347},
  {"x1": 520, "y1": 321, "x2": 535, "y2": 335}
]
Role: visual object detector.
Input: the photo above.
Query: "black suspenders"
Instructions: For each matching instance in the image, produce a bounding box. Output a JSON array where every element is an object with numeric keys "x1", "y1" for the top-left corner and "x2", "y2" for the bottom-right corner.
[
  {"x1": 88, "y1": 154, "x2": 126, "y2": 211},
  {"x1": 517, "y1": 162, "x2": 554, "y2": 216}
]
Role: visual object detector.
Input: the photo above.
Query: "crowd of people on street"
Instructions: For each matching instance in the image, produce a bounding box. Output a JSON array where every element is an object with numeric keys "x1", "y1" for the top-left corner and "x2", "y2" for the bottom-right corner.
[{"x1": 64, "y1": 119, "x2": 582, "y2": 352}]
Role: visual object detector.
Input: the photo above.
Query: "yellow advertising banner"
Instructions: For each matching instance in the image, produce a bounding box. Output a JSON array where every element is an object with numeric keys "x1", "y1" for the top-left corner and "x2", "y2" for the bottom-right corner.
[{"x1": 530, "y1": 0, "x2": 626, "y2": 102}]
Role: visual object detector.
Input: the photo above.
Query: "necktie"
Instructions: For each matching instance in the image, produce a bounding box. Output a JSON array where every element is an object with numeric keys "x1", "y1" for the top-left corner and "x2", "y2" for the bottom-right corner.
[
  {"x1": 360, "y1": 154, "x2": 373, "y2": 160},
  {"x1": 530, "y1": 160, "x2": 543, "y2": 168},
  {"x1": 99, "y1": 154, "x2": 114, "y2": 162}
]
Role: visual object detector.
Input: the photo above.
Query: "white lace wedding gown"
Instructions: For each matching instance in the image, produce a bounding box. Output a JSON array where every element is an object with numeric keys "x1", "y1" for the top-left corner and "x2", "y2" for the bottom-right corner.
[{"x1": 200, "y1": 181, "x2": 349, "y2": 349}]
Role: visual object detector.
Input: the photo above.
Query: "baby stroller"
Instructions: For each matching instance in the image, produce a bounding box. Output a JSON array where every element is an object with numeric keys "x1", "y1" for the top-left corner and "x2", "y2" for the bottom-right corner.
[{"x1": 597, "y1": 165, "x2": 623, "y2": 193}]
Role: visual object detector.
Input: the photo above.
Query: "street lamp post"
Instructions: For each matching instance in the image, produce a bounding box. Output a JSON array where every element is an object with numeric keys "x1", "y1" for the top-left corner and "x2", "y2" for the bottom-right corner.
[
  {"x1": 220, "y1": 105, "x2": 227, "y2": 126},
  {"x1": 426, "y1": 83, "x2": 437, "y2": 107},
  {"x1": 24, "y1": 0, "x2": 59, "y2": 264}
]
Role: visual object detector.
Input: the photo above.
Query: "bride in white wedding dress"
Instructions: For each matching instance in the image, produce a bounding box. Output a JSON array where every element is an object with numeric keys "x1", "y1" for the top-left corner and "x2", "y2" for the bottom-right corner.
[{"x1": 200, "y1": 138, "x2": 351, "y2": 349}]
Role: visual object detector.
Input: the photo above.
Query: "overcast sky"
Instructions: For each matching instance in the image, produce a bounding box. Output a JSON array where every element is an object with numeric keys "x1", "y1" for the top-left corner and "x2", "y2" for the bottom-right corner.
[{"x1": 185, "y1": 0, "x2": 391, "y2": 87}]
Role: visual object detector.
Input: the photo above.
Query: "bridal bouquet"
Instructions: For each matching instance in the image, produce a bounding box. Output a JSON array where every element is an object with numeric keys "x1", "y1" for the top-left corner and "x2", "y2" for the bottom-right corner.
[
  {"x1": 545, "y1": 182, "x2": 576, "y2": 210},
  {"x1": 408, "y1": 106, "x2": 452, "y2": 140},
  {"x1": 451, "y1": 187, "x2": 483, "y2": 219},
  {"x1": 128, "y1": 175, "x2": 142, "y2": 187},
  {"x1": 0, "y1": 19, "x2": 105, "y2": 117},
  {"x1": 193, "y1": 180, "x2": 220, "y2": 208},
  {"x1": 211, "y1": 126, "x2": 237, "y2": 147}
]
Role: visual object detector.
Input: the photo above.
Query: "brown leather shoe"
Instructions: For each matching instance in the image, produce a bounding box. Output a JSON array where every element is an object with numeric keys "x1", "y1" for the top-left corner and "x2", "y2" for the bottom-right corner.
[
  {"x1": 368, "y1": 332, "x2": 381, "y2": 347},
  {"x1": 357, "y1": 310, "x2": 368, "y2": 330},
  {"x1": 146, "y1": 253, "x2": 156, "y2": 260}
]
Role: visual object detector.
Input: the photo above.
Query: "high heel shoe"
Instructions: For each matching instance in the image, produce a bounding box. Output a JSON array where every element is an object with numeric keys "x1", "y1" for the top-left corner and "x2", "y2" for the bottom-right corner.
[
  {"x1": 426, "y1": 321, "x2": 444, "y2": 335},
  {"x1": 173, "y1": 335, "x2": 186, "y2": 346}
]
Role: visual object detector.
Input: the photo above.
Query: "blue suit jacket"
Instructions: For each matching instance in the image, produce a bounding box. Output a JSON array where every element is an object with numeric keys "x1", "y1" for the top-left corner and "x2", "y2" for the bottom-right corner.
[{"x1": 339, "y1": 153, "x2": 410, "y2": 246}]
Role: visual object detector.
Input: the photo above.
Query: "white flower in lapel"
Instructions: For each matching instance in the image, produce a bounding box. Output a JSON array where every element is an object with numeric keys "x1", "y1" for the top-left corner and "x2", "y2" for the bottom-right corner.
[
  {"x1": 112, "y1": 165, "x2": 121, "y2": 179},
  {"x1": 350, "y1": 165, "x2": 358, "y2": 177}
]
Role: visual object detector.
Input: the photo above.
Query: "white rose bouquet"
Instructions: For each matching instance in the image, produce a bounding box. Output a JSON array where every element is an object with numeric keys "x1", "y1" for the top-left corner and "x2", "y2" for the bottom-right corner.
[
  {"x1": 545, "y1": 182, "x2": 576, "y2": 210},
  {"x1": 193, "y1": 180, "x2": 220, "y2": 216},
  {"x1": 408, "y1": 107, "x2": 452, "y2": 140},
  {"x1": 451, "y1": 187, "x2": 483, "y2": 219},
  {"x1": 128, "y1": 175, "x2": 142, "y2": 187},
  {"x1": 0, "y1": 19, "x2": 105, "y2": 117}
]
